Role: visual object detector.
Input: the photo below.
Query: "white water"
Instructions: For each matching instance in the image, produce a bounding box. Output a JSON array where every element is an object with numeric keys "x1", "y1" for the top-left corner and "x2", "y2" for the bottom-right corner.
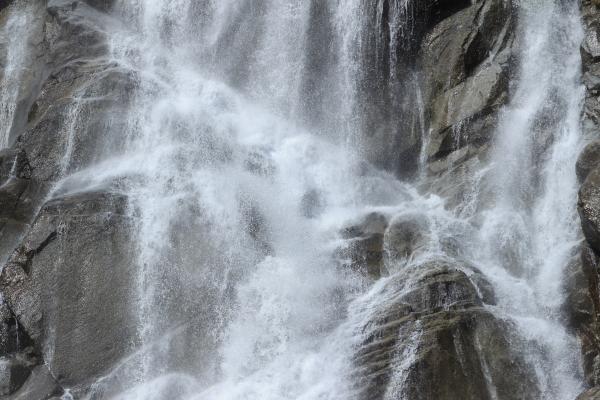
[
  {"x1": 0, "y1": 0, "x2": 587, "y2": 399},
  {"x1": 0, "y1": 0, "x2": 35, "y2": 148},
  {"x1": 476, "y1": 2, "x2": 585, "y2": 397}
]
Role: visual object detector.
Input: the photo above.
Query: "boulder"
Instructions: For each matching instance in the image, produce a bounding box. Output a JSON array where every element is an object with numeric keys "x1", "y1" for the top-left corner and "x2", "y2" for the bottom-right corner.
[
  {"x1": 351, "y1": 260, "x2": 536, "y2": 400},
  {"x1": 384, "y1": 213, "x2": 429, "y2": 263}
]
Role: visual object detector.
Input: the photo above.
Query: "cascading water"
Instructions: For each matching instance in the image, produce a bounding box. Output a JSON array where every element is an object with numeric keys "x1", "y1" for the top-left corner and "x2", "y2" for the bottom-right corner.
[
  {"x1": 0, "y1": 0, "x2": 588, "y2": 398},
  {"x1": 0, "y1": 0, "x2": 35, "y2": 148},
  {"x1": 475, "y1": 1, "x2": 585, "y2": 397}
]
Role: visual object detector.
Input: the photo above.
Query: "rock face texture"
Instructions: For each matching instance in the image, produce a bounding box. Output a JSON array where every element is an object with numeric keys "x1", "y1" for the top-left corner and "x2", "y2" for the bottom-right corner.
[
  {"x1": 0, "y1": 0, "x2": 594, "y2": 399},
  {"x1": 576, "y1": 1, "x2": 600, "y2": 398},
  {"x1": 570, "y1": 1, "x2": 600, "y2": 399},
  {"x1": 351, "y1": 261, "x2": 535, "y2": 400},
  {"x1": 0, "y1": 0, "x2": 139, "y2": 397}
]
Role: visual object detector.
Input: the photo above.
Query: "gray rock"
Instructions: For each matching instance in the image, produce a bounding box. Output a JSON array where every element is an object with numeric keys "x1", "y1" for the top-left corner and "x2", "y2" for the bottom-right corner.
[
  {"x1": 339, "y1": 212, "x2": 389, "y2": 278},
  {"x1": 7, "y1": 365, "x2": 62, "y2": 400},
  {"x1": 0, "y1": 190, "x2": 137, "y2": 387},
  {"x1": 578, "y1": 140, "x2": 600, "y2": 184},
  {"x1": 352, "y1": 260, "x2": 537, "y2": 400},
  {"x1": 577, "y1": 387, "x2": 600, "y2": 400},
  {"x1": 579, "y1": 167, "x2": 600, "y2": 254},
  {"x1": 0, "y1": 357, "x2": 33, "y2": 396},
  {"x1": 384, "y1": 213, "x2": 430, "y2": 264},
  {"x1": 420, "y1": 0, "x2": 514, "y2": 174},
  {"x1": 564, "y1": 246, "x2": 600, "y2": 386}
]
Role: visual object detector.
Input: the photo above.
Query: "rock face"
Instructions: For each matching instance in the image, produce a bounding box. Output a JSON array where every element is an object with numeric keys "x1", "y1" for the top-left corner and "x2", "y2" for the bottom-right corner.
[
  {"x1": 351, "y1": 260, "x2": 537, "y2": 400},
  {"x1": 418, "y1": 0, "x2": 516, "y2": 211},
  {"x1": 577, "y1": 140, "x2": 600, "y2": 183},
  {"x1": 339, "y1": 212, "x2": 389, "y2": 278},
  {"x1": 0, "y1": 190, "x2": 135, "y2": 394},
  {"x1": 0, "y1": 0, "x2": 592, "y2": 398},
  {"x1": 580, "y1": 168, "x2": 600, "y2": 254},
  {"x1": 576, "y1": 1, "x2": 600, "y2": 398},
  {"x1": 0, "y1": 0, "x2": 138, "y2": 397},
  {"x1": 578, "y1": 387, "x2": 600, "y2": 400}
]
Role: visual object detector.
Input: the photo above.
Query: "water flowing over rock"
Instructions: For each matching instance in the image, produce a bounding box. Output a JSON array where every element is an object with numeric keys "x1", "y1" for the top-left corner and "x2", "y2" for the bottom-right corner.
[{"x1": 0, "y1": 0, "x2": 593, "y2": 399}]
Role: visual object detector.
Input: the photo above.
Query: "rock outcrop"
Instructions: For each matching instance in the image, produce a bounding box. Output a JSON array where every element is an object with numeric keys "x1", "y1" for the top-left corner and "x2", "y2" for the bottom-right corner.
[
  {"x1": 419, "y1": 0, "x2": 516, "y2": 211},
  {"x1": 0, "y1": 0, "x2": 137, "y2": 397},
  {"x1": 0, "y1": 190, "x2": 135, "y2": 396},
  {"x1": 575, "y1": 1, "x2": 600, "y2": 398},
  {"x1": 351, "y1": 260, "x2": 536, "y2": 400},
  {"x1": 0, "y1": 0, "x2": 593, "y2": 398}
]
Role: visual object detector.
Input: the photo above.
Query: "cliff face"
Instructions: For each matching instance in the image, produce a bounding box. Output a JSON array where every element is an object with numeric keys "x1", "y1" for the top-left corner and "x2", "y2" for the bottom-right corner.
[
  {"x1": 574, "y1": 1, "x2": 600, "y2": 399},
  {"x1": 0, "y1": 0, "x2": 594, "y2": 399},
  {"x1": 0, "y1": 1, "x2": 137, "y2": 397}
]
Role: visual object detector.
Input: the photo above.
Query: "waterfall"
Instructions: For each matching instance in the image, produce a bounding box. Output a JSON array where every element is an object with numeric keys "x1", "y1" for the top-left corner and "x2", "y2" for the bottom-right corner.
[
  {"x1": 477, "y1": 1, "x2": 585, "y2": 397},
  {"x1": 82, "y1": 0, "x2": 585, "y2": 398},
  {"x1": 0, "y1": 0, "x2": 35, "y2": 148},
  {"x1": 0, "y1": 0, "x2": 589, "y2": 399}
]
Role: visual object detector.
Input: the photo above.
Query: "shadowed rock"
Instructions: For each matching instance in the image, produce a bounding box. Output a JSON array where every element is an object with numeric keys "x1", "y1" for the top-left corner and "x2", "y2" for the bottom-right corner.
[
  {"x1": 0, "y1": 190, "x2": 136, "y2": 392},
  {"x1": 352, "y1": 260, "x2": 537, "y2": 400}
]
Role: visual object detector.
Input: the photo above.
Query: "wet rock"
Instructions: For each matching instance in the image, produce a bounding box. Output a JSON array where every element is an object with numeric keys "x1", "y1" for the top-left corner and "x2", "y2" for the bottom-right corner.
[
  {"x1": 84, "y1": 0, "x2": 114, "y2": 12},
  {"x1": 578, "y1": 141, "x2": 600, "y2": 183},
  {"x1": 339, "y1": 212, "x2": 389, "y2": 278},
  {"x1": 0, "y1": 190, "x2": 137, "y2": 387},
  {"x1": 0, "y1": 300, "x2": 40, "y2": 396},
  {"x1": 0, "y1": 149, "x2": 39, "y2": 261},
  {"x1": 0, "y1": 357, "x2": 33, "y2": 396},
  {"x1": 352, "y1": 260, "x2": 535, "y2": 400},
  {"x1": 579, "y1": 167, "x2": 600, "y2": 255},
  {"x1": 420, "y1": 0, "x2": 514, "y2": 175},
  {"x1": 576, "y1": 1, "x2": 600, "y2": 393},
  {"x1": 568, "y1": 245, "x2": 600, "y2": 388},
  {"x1": 578, "y1": 387, "x2": 600, "y2": 400},
  {"x1": 7, "y1": 365, "x2": 62, "y2": 400},
  {"x1": 582, "y1": 0, "x2": 600, "y2": 132},
  {"x1": 384, "y1": 213, "x2": 430, "y2": 266},
  {"x1": 566, "y1": 246, "x2": 600, "y2": 329}
]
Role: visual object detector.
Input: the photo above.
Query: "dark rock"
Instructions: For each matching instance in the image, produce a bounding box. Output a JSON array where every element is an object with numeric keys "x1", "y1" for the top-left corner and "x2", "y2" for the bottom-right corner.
[
  {"x1": 578, "y1": 141, "x2": 600, "y2": 184},
  {"x1": 579, "y1": 167, "x2": 600, "y2": 255},
  {"x1": 0, "y1": 357, "x2": 33, "y2": 396},
  {"x1": 568, "y1": 245, "x2": 600, "y2": 388},
  {"x1": 384, "y1": 213, "x2": 429, "y2": 264},
  {"x1": 352, "y1": 260, "x2": 536, "y2": 400},
  {"x1": 0, "y1": 190, "x2": 137, "y2": 387},
  {"x1": 339, "y1": 212, "x2": 389, "y2": 278},
  {"x1": 0, "y1": 1, "x2": 10, "y2": 12},
  {"x1": 0, "y1": 299, "x2": 39, "y2": 397},
  {"x1": 578, "y1": 387, "x2": 600, "y2": 400},
  {"x1": 83, "y1": 0, "x2": 114, "y2": 12},
  {"x1": 7, "y1": 365, "x2": 62, "y2": 400},
  {"x1": 0, "y1": 149, "x2": 39, "y2": 262},
  {"x1": 420, "y1": 0, "x2": 514, "y2": 174}
]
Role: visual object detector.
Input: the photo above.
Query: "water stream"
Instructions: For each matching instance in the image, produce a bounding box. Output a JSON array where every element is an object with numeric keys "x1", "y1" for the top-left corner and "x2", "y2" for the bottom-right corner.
[{"x1": 94, "y1": 0, "x2": 586, "y2": 398}]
